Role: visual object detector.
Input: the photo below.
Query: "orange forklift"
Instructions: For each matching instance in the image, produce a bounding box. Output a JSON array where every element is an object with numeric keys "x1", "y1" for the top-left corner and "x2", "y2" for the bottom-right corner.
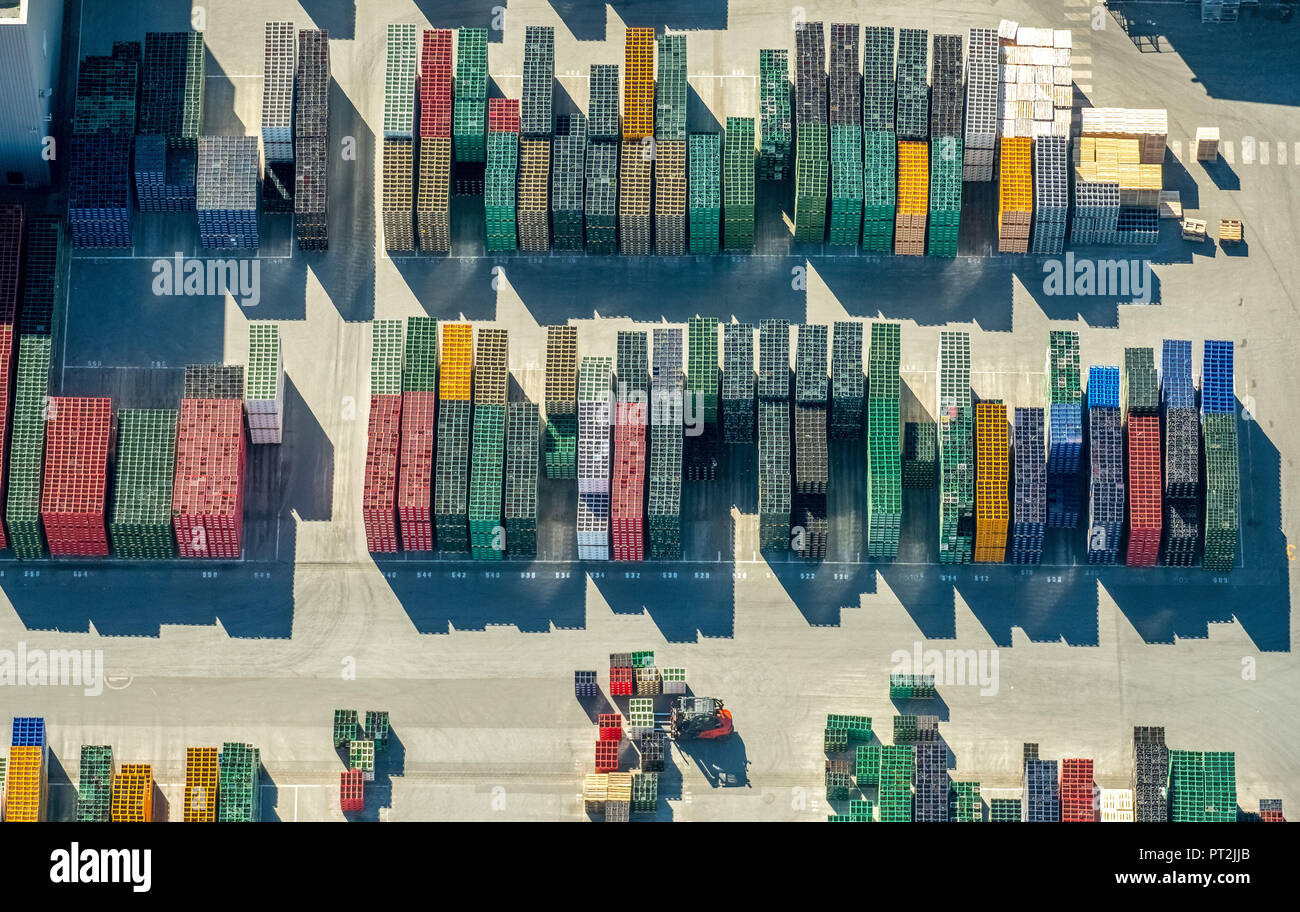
[{"x1": 668, "y1": 697, "x2": 734, "y2": 741}]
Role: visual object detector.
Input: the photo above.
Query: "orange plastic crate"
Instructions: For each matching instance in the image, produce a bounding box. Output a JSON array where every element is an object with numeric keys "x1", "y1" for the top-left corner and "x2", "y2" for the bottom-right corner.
[
  {"x1": 998, "y1": 137, "x2": 1033, "y2": 214},
  {"x1": 439, "y1": 323, "x2": 473, "y2": 400},
  {"x1": 111, "y1": 764, "x2": 153, "y2": 822},
  {"x1": 623, "y1": 28, "x2": 655, "y2": 140},
  {"x1": 4, "y1": 745, "x2": 45, "y2": 822},
  {"x1": 184, "y1": 747, "x2": 219, "y2": 822},
  {"x1": 896, "y1": 141, "x2": 930, "y2": 216},
  {"x1": 974, "y1": 402, "x2": 1009, "y2": 562}
]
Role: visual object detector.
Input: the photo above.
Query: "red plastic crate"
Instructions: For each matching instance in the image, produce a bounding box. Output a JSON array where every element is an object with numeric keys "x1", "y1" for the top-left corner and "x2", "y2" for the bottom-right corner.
[
  {"x1": 419, "y1": 29, "x2": 452, "y2": 138},
  {"x1": 609, "y1": 666, "x2": 634, "y2": 696},
  {"x1": 594, "y1": 739, "x2": 620, "y2": 772},
  {"x1": 610, "y1": 404, "x2": 646, "y2": 561},
  {"x1": 397, "y1": 391, "x2": 436, "y2": 551},
  {"x1": 340, "y1": 768, "x2": 364, "y2": 812},
  {"x1": 363, "y1": 394, "x2": 402, "y2": 553},
  {"x1": 1059, "y1": 758, "x2": 1095, "y2": 822},
  {"x1": 487, "y1": 98, "x2": 520, "y2": 134},
  {"x1": 1125, "y1": 415, "x2": 1162, "y2": 567},
  {"x1": 1261, "y1": 810, "x2": 1284, "y2": 823},
  {"x1": 41, "y1": 397, "x2": 112, "y2": 555},
  {"x1": 173, "y1": 398, "x2": 247, "y2": 558},
  {"x1": 598, "y1": 713, "x2": 623, "y2": 741}
]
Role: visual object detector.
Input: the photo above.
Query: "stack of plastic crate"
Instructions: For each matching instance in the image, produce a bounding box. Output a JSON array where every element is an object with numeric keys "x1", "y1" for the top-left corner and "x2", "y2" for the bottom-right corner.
[
  {"x1": 830, "y1": 322, "x2": 863, "y2": 439},
  {"x1": 137, "y1": 32, "x2": 203, "y2": 214},
  {"x1": 134, "y1": 132, "x2": 197, "y2": 212},
  {"x1": 1087, "y1": 366, "x2": 1124, "y2": 564},
  {"x1": 758, "y1": 49, "x2": 791, "y2": 181},
  {"x1": 1023, "y1": 758, "x2": 1060, "y2": 822},
  {"x1": 110, "y1": 409, "x2": 178, "y2": 558},
  {"x1": 518, "y1": 136, "x2": 551, "y2": 252},
  {"x1": 889, "y1": 674, "x2": 937, "y2": 699},
  {"x1": 1010, "y1": 407, "x2": 1045, "y2": 564},
  {"x1": 505, "y1": 402, "x2": 540, "y2": 558},
  {"x1": 620, "y1": 28, "x2": 655, "y2": 254},
  {"x1": 1202, "y1": 751, "x2": 1237, "y2": 822},
  {"x1": 997, "y1": 136, "x2": 1032, "y2": 253},
  {"x1": 1047, "y1": 331, "x2": 1084, "y2": 529},
  {"x1": 397, "y1": 317, "x2": 437, "y2": 552},
  {"x1": 623, "y1": 27, "x2": 655, "y2": 142},
  {"x1": 521, "y1": 26, "x2": 554, "y2": 137},
  {"x1": 928, "y1": 34, "x2": 963, "y2": 258},
  {"x1": 1123, "y1": 348, "x2": 1161, "y2": 566},
  {"x1": 417, "y1": 29, "x2": 452, "y2": 253},
  {"x1": 612, "y1": 333, "x2": 648, "y2": 560},
  {"x1": 585, "y1": 136, "x2": 618, "y2": 254},
  {"x1": 245, "y1": 322, "x2": 284, "y2": 445},
  {"x1": 552, "y1": 114, "x2": 587, "y2": 250},
  {"x1": 262, "y1": 22, "x2": 295, "y2": 168},
  {"x1": 827, "y1": 24, "x2": 862, "y2": 247},
  {"x1": 363, "y1": 320, "x2": 404, "y2": 553},
  {"x1": 0, "y1": 205, "x2": 22, "y2": 554},
  {"x1": 173, "y1": 396, "x2": 246, "y2": 559},
  {"x1": 903, "y1": 421, "x2": 937, "y2": 488},
  {"x1": 794, "y1": 324, "x2": 829, "y2": 561},
  {"x1": 578, "y1": 357, "x2": 613, "y2": 560},
  {"x1": 894, "y1": 140, "x2": 928, "y2": 255},
  {"x1": 485, "y1": 99, "x2": 520, "y2": 252},
  {"x1": 879, "y1": 745, "x2": 915, "y2": 822},
  {"x1": 294, "y1": 28, "x2": 329, "y2": 249},
  {"x1": 381, "y1": 24, "x2": 417, "y2": 253},
  {"x1": 655, "y1": 34, "x2": 687, "y2": 255},
  {"x1": 1259, "y1": 798, "x2": 1284, "y2": 823},
  {"x1": 867, "y1": 323, "x2": 902, "y2": 558},
  {"x1": 649, "y1": 328, "x2": 684, "y2": 558},
  {"x1": 74, "y1": 745, "x2": 114, "y2": 822},
  {"x1": 454, "y1": 28, "x2": 487, "y2": 171},
  {"x1": 1030, "y1": 135, "x2": 1067, "y2": 255},
  {"x1": 722, "y1": 323, "x2": 756, "y2": 442},
  {"x1": 110, "y1": 763, "x2": 152, "y2": 822},
  {"x1": 589, "y1": 64, "x2": 620, "y2": 143},
  {"x1": 723, "y1": 118, "x2": 756, "y2": 251},
  {"x1": 196, "y1": 136, "x2": 259, "y2": 249},
  {"x1": 1070, "y1": 177, "x2": 1120, "y2": 246},
  {"x1": 794, "y1": 22, "x2": 828, "y2": 243},
  {"x1": 998, "y1": 25, "x2": 1073, "y2": 140},
  {"x1": 183, "y1": 747, "x2": 219, "y2": 822},
  {"x1": 861, "y1": 27, "x2": 896, "y2": 253},
  {"x1": 915, "y1": 741, "x2": 949, "y2": 822},
  {"x1": 938, "y1": 332, "x2": 974, "y2": 564},
  {"x1": 182, "y1": 364, "x2": 245, "y2": 400},
  {"x1": 1161, "y1": 339, "x2": 1199, "y2": 566},
  {"x1": 963, "y1": 28, "x2": 998, "y2": 181},
  {"x1": 469, "y1": 329, "x2": 509, "y2": 560},
  {"x1": 6, "y1": 334, "x2": 50, "y2": 559},
  {"x1": 544, "y1": 325, "x2": 578, "y2": 479},
  {"x1": 435, "y1": 324, "x2": 472, "y2": 553},
  {"x1": 950, "y1": 781, "x2": 982, "y2": 822},
  {"x1": 217, "y1": 742, "x2": 260, "y2": 822},
  {"x1": 41, "y1": 397, "x2": 112, "y2": 556},
  {"x1": 973, "y1": 401, "x2": 1009, "y2": 563},
  {"x1": 895, "y1": 28, "x2": 929, "y2": 141},
  {"x1": 6, "y1": 718, "x2": 47, "y2": 821},
  {"x1": 70, "y1": 48, "x2": 137, "y2": 247},
  {"x1": 1201, "y1": 340, "x2": 1238, "y2": 571},
  {"x1": 688, "y1": 132, "x2": 721, "y2": 254},
  {"x1": 758, "y1": 319, "x2": 792, "y2": 551},
  {"x1": 1060, "y1": 758, "x2": 1095, "y2": 822},
  {"x1": 685, "y1": 317, "x2": 721, "y2": 480},
  {"x1": 618, "y1": 135, "x2": 651, "y2": 254}
]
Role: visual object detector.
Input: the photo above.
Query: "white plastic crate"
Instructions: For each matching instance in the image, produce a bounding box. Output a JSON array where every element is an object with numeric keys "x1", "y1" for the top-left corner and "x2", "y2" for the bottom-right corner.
[{"x1": 1099, "y1": 788, "x2": 1134, "y2": 822}]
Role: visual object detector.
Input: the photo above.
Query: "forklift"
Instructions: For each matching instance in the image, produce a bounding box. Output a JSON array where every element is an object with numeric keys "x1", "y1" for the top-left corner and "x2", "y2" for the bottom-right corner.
[{"x1": 668, "y1": 697, "x2": 734, "y2": 742}]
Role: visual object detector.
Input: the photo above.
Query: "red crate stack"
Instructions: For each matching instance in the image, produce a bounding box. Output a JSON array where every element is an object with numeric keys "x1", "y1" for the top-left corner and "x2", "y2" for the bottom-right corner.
[
  {"x1": 611, "y1": 401, "x2": 646, "y2": 561},
  {"x1": 0, "y1": 203, "x2": 22, "y2": 551},
  {"x1": 594, "y1": 739, "x2": 619, "y2": 772},
  {"x1": 1125, "y1": 414, "x2": 1162, "y2": 567},
  {"x1": 419, "y1": 30, "x2": 452, "y2": 138},
  {"x1": 340, "y1": 768, "x2": 364, "y2": 812},
  {"x1": 397, "y1": 390, "x2": 436, "y2": 551},
  {"x1": 41, "y1": 397, "x2": 112, "y2": 556},
  {"x1": 362, "y1": 394, "x2": 402, "y2": 553},
  {"x1": 1059, "y1": 758, "x2": 1095, "y2": 822},
  {"x1": 598, "y1": 713, "x2": 623, "y2": 741},
  {"x1": 609, "y1": 666, "x2": 634, "y2": 696},
  {"x1": 488, "y1": 98, "x2": 520, "y2": 134},
  {"x1": 173, "y1": 398, "x2": 247, "y2": 559}
]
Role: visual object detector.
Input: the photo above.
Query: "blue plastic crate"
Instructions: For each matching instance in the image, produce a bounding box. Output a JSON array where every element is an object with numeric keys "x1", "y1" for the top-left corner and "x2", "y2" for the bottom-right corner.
[
  {"x1": 1160, "y1": 339, "x2": 1194, "y2": 408},
  {"x1": 1087, "y1": 366, "x2": 1120, "y2": 409},
  {"x1": 1200, "y1": 340, "x2": 1235, "y2": 415},
  {"x1": 11, "y1": 716, "x2": 46, "y2": 748},
  {"x1": 1047, "y1": 404, "x2": 1082, "y2": 473}
]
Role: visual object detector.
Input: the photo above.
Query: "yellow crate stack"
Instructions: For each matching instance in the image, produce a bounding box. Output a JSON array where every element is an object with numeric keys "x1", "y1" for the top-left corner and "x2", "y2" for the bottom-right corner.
[
  {"x1": 4, "y1": 745, "x2": 47, "y2": 822},
  {"x1": 184, "y1": 747, "x2": 219, "y2": 822},
  {"x1": 439, "y1": 323, "x2": 473, "y2": 401},
  {"x1": 111, "y1": 763, "x2": 154, "y2": 822},
  {"x1": 997, "y1": 137, "x2": 1032, "y2": 253},
  {"x1": 894, "y1": 140, "x2": 929, "y2": 256},
  {"x1": 974, "y1": 401, "x2": 1009, "y2": 563}
]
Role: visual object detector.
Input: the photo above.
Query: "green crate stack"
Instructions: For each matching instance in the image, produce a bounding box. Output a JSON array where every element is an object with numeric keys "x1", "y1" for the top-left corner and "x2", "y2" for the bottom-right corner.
[
  {"x1": 928, "y1": 137, "x2": 962, "y2": 257},
  {"x1": 855, "y1": 745, "x2": 881, "y2": 786},
  {"x1": 364, "y1": 710, "x2": 391, "y2": 750},
  {"x1": 403, "y1": 317, "x2": 438, "y2": 392},
  {"x1": 505, "y1": 402, "x2": 540, "y2": 557},
  {"x1": 333, "y1": 709, "x2": 359, "y2": 746},
  {"x1": 826, "y1": 760, "x2": 852, "y2": 800},
  {"x1": 584, "y1": 140, "x2": 618, "y2": 254},
  {"x1": 631, "y1": 771, "x2": 658, "y2": 813},
  {"x1": 830, "y1": 322, "x2": 863, "y2": 439},
  {"x1": 723, "y1": 118, "x2": 755, "y2": 251},
  {"x1": 688, "y1": 132, "x2": 721, "y2": 254},
  {"x1": 435, "y1": 400, "x2": 471, "y2": 551},
  {"x1": 1168, "y1": 749, "x2": 1206, "y2": 822},
  {"x1": 485, "y1": 130, "x2": 518, "y2": 251},
  {"x1": 110, "y1": 409, "x2": 178, "y2": 558},
  {"x1": 847, "y1": 799, "x2": 875, "y2": 822},
  {"x1": 879, "y1": 745, "x2": 915, "y2": 822},
  {"x1": 823, "y1": 725, "x2": 848, "y2": 753},
  {"x1": 758, "y1": 49, "x2": 791, "y2": 181},
  {"x1": 951, "y1": 781, "x2": 983, "y2": 822},
  {"x1": 74, "y1": 745, "x2": 115, "y2": 822},
  {"x1": 892, "y1": 714, "x2": 919, "y2": 743},
  {"x1": 938, "y1": 331, "x2": 974, "y2": 564},
  {"x1": 867, "y1": 323, "x2": 902, "y2": 558},
  {"x1": 655, "y1": 34, "x2": 686, "y2": 142},
  {"x1": 826, "y1": 713, "x2": 872, "y2": 741},
  {"x1": 349, "y1": 739, "x2": 375, "y2": 775},
  {"x1": 470, "y1": 331, "x2": 509, "y2": 560},
  {"x1": 721, "y1": 323, "x2": 755, "y2": 442},
  {"x1": 649, "y1": 328, "x2": 684, "y2": 559},
  {"x1": 370, "y1": 319, "x2": 405, "y2": 395},
  {"x1": 989, "y1": 797, "x2": 1022, "y2": 822},
  {"x1": 758, "y1": 319, "x2": 791, "y2": 551},
  {"x1": 1202, "y1": 413, "x2": 1239, "y2": 571},
  {"x1": 383, "y1": 24, "x2": 417, "y2": 138},
  {"x1": 687, "y1": 317, "x2": 720, "y2": 428},
  {"x1": 1203, "y1": 751, "x2": 1237, "y2": 822},
  {"x1": 1047, "y1": 330, "x2": 1082, "y2": 403},
  {"x1": 902, "y1": 421, "x2": 937, "y2": 488},
  {"x1": 6, "y1": 336, "x2": 52, "y2": 559},
  {"x1": 589, "y1": 64, "x2": 620, "y2": 142},
  {"x1": 829, "y1": 125, "x2": 863, "y2": 246},
  {"x1": 454, "y1": 29, "x2": 488, "y2": 162},
  {"x1": 888, "y1": 673, "x2": 936, "y2": 699},
  {"x1": 794, "y1": 122, "x2": 829, "y2": 242},
  {"x1": 217, "y1": 742, "x2": 260, "y2": 822},
  {"x1": 862, "y1": 131, "x2": 896, "y2": 252},
  {"x1": 631, "y1": 650, "x2": 655, "y2": 668},
  {"x1": 552, "y1": 113, "x2": 587, "y2": 250},
  {"x1": 1121, "y1": 347, "x2": 1159, "y2": 418}
]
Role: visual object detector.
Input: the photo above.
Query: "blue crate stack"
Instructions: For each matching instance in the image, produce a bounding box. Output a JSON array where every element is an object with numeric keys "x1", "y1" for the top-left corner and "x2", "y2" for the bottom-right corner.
[{"x1": 1087, "y1": 366, "x2": 1124, "y2": 564}]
